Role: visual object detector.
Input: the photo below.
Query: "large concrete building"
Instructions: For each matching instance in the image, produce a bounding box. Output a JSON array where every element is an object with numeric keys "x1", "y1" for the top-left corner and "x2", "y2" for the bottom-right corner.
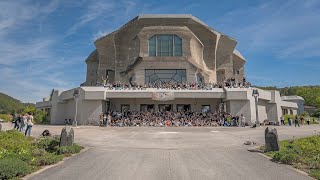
[{"x1": 36, "y1": 14, "x2": 301, "y2": 125}]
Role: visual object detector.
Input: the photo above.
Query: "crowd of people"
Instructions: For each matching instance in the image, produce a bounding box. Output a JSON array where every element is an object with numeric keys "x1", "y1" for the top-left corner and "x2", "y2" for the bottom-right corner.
[
  {"x1": 95, "y1": 77, "x2": 251, "y2": 90},
  {"x1": 11, "y1": 113, "x2": 34, "y2": 136},
  {"x1": 97, "y1": 81, "x2": 251, "y2": 90},
  {"x1": 100, "y1": 110, "x2": 246, "y2": 127},
  {"x1": 280, "y1": 115, "x2": 313, "y2": 127}
]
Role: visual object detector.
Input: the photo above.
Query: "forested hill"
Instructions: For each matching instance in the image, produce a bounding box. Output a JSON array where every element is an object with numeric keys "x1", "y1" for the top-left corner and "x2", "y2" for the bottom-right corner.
[
  {"x1": 258, "y1": 86, "x2": 320, "y2": 108},
  {"x1": 0, "y1": 92, "x2": 34, "y2": 114}
]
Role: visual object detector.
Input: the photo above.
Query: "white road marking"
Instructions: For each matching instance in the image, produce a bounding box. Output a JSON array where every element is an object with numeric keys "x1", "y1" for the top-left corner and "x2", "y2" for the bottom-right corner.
[
  {"x1": 159, "y1": 132, "x2": 179, "y2": 134},
  {"x1": 211, "y1": 131, "x2": 220, "y2": 133}
]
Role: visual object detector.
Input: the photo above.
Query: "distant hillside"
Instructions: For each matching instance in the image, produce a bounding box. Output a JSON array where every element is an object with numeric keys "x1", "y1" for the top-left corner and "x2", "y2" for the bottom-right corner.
[
  {"x1": 0, "y1": 92, "x2": 35, "y2": 114},
  {"x1": 257, "y1": 86, "x2": 320, "y2": 108}
]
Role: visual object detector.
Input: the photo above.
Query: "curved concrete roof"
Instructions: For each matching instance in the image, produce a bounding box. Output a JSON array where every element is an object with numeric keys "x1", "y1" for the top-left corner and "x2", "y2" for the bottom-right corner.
[
  {"x1": 96, "y1": 14, "x2": 236, "y2": 42},
  {"x1": 281, "y1": 96, "x2": 304, "y2": 101}
]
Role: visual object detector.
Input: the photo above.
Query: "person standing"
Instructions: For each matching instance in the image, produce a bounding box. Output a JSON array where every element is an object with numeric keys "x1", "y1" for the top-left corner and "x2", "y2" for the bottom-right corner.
[
  {"x1": 240, "y1": 114, "x2": 245, "y2": 127},
  {"x1": 280, "y1": 116, "x2": 285, "y2": 125},
  {"x1": 25, "y1": 113, "x2": 34, "y2": 136},
  {"x1": 288, "y1": 118, "x2": 292, "y2": 126},
  {"x1": 20, "y1": 114, "x2": 27, "y2": 132},
  {"x1": 294, "y1": 115, "x2": 300, "y2": 127},
  {"x1": 306, "y1": 116, "x2": 310, "y2": 125}
]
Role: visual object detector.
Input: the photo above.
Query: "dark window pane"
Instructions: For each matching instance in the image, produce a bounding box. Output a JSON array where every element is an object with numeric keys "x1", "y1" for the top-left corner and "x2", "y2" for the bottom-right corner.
[
  {"x1": 145, "y1": 70, "x2": 154, "y2": 76},
  {"x1": 145, "y1": 69, "x2": 186, "y2": 84},
  {"x1": 149, "y1": 36, "x2": 156, "y2": 56}
]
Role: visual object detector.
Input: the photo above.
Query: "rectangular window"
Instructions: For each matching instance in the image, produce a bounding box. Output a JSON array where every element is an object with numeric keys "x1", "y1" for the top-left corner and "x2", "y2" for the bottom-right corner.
[
  {"x1": 149, "y1": 35, "x2": 182, "y2": 57},
  {"x1": 145, "y1": 69, "x2": 186, "y2": 84},
  {"x1": 140, "y1": 104, "x2": 155, "y2": 112},
  {"x1": 177, "y1": 104, "x2": 191, "y2": 112},
  {"x1": 121, "y1": 105, "x2": 130, "y2": 113},
  {"x1": 159, "y1": 104, "x2": 172, "y2": 112},
  {"x1": 202, "y1": 105, "x2": 211, "y2": 113}
]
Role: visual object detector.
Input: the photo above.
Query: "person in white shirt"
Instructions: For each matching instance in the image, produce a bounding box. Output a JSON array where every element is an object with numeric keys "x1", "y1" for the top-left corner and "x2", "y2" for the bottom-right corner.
[
  {"x1": 240, "y1": 114, "x2": 246, "y2": 127},
  {"x1": 25, "y1": 113, "x2": 34, "y2": 136}
]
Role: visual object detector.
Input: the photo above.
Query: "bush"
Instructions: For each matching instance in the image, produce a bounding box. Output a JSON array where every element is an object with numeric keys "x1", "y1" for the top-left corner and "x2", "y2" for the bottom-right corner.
[
  {"x1": 0, "y1": 114, "x2": 11, "y2": 122},
  {"x1": 31, "y1": 148, "x2": 46, "y2": 157},
  {"x1": 273, "y1": 150, "x2": 299, "y2": 164},
  {"x1": 56, "y1": 144, "x2": 83, "y2": 155},
  {"x1": 0, "y1": 157, "x2": 32, "y2": 179},
  {"x1": 312, "y1": 109, "x2": 320, "y2": 118},
  {"x1": 32, "y1": 153, "x2": 63, "y2": 166},
  {"x1": 33, "y1": 110, "x2": 48, "y2": 124},
  {"x1": 36, "y1": 137, "x2": 60, "y2": 152},
  {"x1": 266, "y1": 136, "x2": 320, "y2": 179},
  {"x1": 0, "y1": 130, "x2": 32, "y2": 158}
]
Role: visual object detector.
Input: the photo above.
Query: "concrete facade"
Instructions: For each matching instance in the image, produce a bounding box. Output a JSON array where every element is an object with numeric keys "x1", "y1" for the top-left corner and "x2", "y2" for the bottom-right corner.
[
  {"x1": 35, "y1": 14, "x2": 301, "y2": 125},
  {"x1": 81, "y1": 14, "x2": 246, "y2": 86}
]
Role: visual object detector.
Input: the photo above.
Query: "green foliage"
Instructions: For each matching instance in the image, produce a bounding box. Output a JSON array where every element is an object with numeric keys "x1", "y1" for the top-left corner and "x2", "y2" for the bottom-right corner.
[
  {"x1": 33, "y1": 110, "x2": 48, "y2": 123},
  {"x1": 0, "y1": 92, "x2": 35, "y2": 114},
  {"x1": 0, "y1": 114, "x2": 11, "y2": 122},
  {"x1": 36, "y1": 137, "x2": 60, "y2": 152},
  {"x1": 280, "y1": 86, "x2": 320, "y2": 108},
  {"x1": 266, "y1": 135, "x2": 320, "y2": 179},
  {"x1": 32, "y1": 153, "x2": 63, "y2": 166},
  {"x1": 258, "y1": 86, "x2": 320, "y2": 109},
  {"x1": 56, "y1": 144, "x2": 83, "y2": 155},
  {"x1": 0, "y1": 157, "x2": 32, "y2": 179},
  {"x1": 310, "y1": 169, "x2": 320, "y2": 180},
  {"x1": 0, "y1": 131, "x2": 82, "y2": 179},
  {"x1": 0, "y1": 130, "x2": 32, "y2": 159},
  {"x1": 22, "y1": 106, "x2": 36, "y2": 115},
  {"x1": 313, "y1": 109, "x2": 320, "y2": 118}
]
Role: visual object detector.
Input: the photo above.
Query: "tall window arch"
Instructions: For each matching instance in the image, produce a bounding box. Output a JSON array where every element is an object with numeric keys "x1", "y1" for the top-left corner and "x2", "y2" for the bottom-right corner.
[{"x1": 149, "y1": 35, "x2": 182, "y2": 57}]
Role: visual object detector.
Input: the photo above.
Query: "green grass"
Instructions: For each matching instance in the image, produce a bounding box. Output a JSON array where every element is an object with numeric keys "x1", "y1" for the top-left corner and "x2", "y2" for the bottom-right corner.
[
  {"x1": 265, "y1": 135, "x2": 320, "y2": 179},
  {"x1": 0, "y1": 130, "x2": 83, "y2": 179}
]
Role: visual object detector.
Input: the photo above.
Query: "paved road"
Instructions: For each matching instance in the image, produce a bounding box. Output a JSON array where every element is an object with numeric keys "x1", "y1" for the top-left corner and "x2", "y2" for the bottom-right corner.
[{"x1": 2, "y1": 123, "x2": 319, "y2": 180}]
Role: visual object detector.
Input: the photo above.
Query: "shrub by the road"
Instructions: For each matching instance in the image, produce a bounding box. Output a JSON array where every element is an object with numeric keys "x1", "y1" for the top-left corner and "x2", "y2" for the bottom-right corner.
[
  {"x1": 0, "y1": 130, "x2": 83, "y2": 179},
  {"x1": 266, "y1": 135, "x2": 320, "y2": 179},
  {"x1": 0, "y1": 157, "x2": 32, "y2": 179},
  {"x1": 56, "y1": 144, "x2": 83, "y2": 155}
]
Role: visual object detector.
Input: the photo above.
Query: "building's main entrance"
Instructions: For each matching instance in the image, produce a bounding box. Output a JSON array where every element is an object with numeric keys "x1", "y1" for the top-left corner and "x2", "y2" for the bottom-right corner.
[
  {"x1": 159, "y1": 104, "x2": 172, "y2": 111},
  {"x1": 140, "y1": 104, "x2": 155, "y2": 112}
]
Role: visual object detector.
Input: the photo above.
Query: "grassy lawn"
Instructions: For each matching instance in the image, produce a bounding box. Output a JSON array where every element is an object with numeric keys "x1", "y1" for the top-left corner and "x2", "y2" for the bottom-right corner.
[
  {"x1": 0, "y1": 130, "x2": 83, "y2": 179},
  {"x1": 265, "y1": 135, "x2": 320, "y2": 180}
]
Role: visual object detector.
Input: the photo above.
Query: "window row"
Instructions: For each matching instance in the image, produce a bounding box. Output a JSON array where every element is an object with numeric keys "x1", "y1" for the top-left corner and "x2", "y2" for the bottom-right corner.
[
  {"x1": 121, "y1": 104, "x2": 211, "y2": 113},
  {"x1": 149, "y1": 35, "x2": 182, "y2": 57}
]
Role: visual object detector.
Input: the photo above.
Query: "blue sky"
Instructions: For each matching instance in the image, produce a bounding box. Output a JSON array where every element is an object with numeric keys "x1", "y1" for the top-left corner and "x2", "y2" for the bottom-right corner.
[{"x1": 0, "y1": 0, "x2": 319, "y2": 103}]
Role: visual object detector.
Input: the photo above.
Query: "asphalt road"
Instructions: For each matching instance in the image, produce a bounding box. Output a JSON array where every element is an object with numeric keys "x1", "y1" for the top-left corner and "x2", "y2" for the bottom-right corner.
[{"x1": 2, "y1": 123, "x2": 318, "y2": 180}]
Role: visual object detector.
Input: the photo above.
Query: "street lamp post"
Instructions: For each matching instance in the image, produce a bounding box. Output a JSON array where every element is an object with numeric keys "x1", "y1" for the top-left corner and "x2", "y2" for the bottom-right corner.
[
  {"x1": 73, "y1": 89, "x2": 80, "y2": 127},
  {"x1": 252, "y1": 89, "x2": 260, "y2": 127}
]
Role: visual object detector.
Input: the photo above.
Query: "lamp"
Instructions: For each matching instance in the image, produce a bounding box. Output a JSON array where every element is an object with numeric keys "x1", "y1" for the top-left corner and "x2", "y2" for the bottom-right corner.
[
  {"x1": 252, "y1": 89, "x2": 260, "y2": 127},
  {"x1": 73, "y1": 89, "x2": 80, "y2": 127}
]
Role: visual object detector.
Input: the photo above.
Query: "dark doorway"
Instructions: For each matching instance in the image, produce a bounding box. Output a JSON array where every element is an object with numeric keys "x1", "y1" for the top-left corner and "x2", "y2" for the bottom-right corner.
[
  {"x1": 159, "y1": 104, "x2": 172, "y2": 111},
  {"x1": 140, "y1": 104, "x2": 155, "y2": 112},
  {"x1": 177, "y1": 104, "x2": 191, "y2": 112}
]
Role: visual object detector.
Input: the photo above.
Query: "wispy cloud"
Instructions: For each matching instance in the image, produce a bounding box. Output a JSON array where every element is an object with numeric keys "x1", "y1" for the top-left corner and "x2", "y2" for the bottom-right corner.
[
  {"x1": 66, "y1": 1, "x2": 115, "y2": 35},
  {"x1": 215, "y1": 0, "x2": 320, "y2": 60}
]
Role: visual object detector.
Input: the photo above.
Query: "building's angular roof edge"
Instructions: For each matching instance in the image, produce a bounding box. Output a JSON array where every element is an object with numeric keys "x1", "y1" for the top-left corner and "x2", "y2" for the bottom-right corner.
[
  {"x1": 233, "y1": 49, "x2": 246, "y2": 61},
  {"x1": 95, "y1": 14, "x2": 236, "y2": 42},
  {"x1": 138, "y1": 14, "x2": 236, "y2": 41},
  {"x1": 85, "y1": 49, "x2": 98, "y2": 63},
  {"x1": 281, "y1": 96, "x2": 305, "y2": 101}
]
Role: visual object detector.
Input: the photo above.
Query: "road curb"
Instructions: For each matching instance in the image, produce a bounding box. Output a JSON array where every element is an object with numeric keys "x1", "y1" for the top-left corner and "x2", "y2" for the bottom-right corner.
[
  {"x1": 255, "y1": 151, "x2": 311, "y2": 178},
  {"x1": 22, "y1": 147, "x2": 90, "y2": 180}
]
